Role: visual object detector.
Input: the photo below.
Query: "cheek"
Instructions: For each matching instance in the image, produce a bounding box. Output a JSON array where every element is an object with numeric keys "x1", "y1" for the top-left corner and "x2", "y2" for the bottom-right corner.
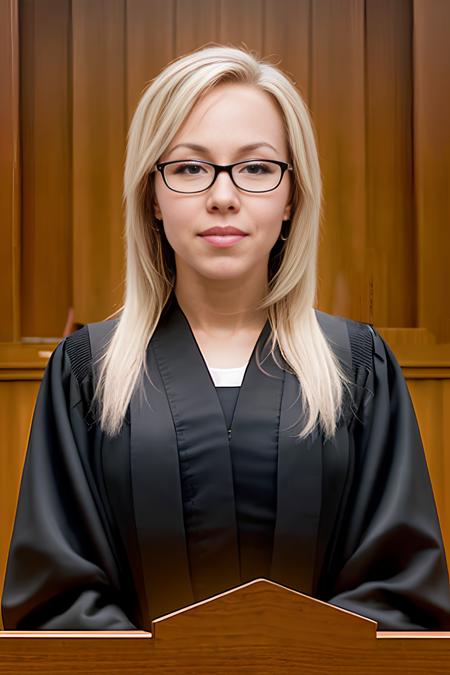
[
  {"x1": 156, "y1": 198, "x2": 190, "y2": 238},
  {"x1": 157, "y1": 190, "x2": 198, "y2": 223},
  {"x1": 255, "y1": 201, "x2": 286, "y2": 234},
  {"x1": 159, "y1": 207, "x2": 199, "y2": 260}
]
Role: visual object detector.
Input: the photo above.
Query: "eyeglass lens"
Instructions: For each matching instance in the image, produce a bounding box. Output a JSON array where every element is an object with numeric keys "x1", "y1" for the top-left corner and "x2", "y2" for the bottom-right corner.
[{"x1": 163, "y1": 161, "x2": 282, "y2": 192}]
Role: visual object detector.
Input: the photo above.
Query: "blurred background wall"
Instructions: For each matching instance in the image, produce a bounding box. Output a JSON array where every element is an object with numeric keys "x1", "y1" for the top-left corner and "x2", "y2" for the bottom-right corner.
[{"x1": 1, "y1": 0, "x2": 449, "y2": 625}]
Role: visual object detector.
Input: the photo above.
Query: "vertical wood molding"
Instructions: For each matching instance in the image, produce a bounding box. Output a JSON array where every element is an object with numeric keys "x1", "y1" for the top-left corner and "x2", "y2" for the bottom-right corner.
[
  {"x1": 72, "y1": 0, "x2": 127, "y2": 324},
  {"x1": 365, "y1": 0, "x2": 415, "y2": 328},
  {"x1": 20, "y1": 0, "x2": 72, "y2": 338},
  {"x1": 413, "y1": 0, "x2": 450, "y2": 343},
  {"x1": 311, "y1": 0, "x2": 367, "y2": 322},
  {"x1": 0, "y1": 0, "x2": 21, "y2": 342}
]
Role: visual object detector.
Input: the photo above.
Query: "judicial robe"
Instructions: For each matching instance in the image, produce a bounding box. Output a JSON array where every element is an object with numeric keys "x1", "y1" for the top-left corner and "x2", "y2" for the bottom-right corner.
[{"x1": 3, "y1": 291, "x2": 450, "y2": 631}]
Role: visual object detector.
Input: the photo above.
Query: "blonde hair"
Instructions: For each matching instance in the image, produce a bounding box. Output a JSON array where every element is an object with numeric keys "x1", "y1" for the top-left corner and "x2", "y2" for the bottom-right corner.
[{"x1": 92, "y1": 44, "x2": 351, "y2": 441}]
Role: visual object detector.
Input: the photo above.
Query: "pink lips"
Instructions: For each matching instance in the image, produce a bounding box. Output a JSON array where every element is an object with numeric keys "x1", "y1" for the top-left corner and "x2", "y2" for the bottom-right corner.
[
  {"x1": 199, "y1": 226, "x2": 248, "y2": 248},
  {"x1": 200, "y1": 234, "x2": 246, "y2": 248},
  {"x1": 200, "y1": 226, "x2": 246, "y2": 236}
]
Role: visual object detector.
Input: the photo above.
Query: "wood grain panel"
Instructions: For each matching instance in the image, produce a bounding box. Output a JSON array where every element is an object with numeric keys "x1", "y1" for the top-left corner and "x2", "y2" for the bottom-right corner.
[
  {"x1": 264, "y1": 0, "x2": 310, "y2": 104},
  {"x1": 0, "y1": 0, "x2": 20, "y2": 342},
  {"x1": 376, "y1": 337, "x2": 450, "y2": 568},
  {"x1": 365, "y1": 0, "x2": 415, "y2": 328},
  {"x1": 219, "y1": 0, "x2": 263, "y2": 54},
  {"x1": 126, "y1": 0, "x2": 175, "y2": 127},
  {"x1": 377, "y1": 327, "x2": 435, "y2": 347},
  {"x1": 413, "y1": 0, "x2": 450, "y2": 343},
  {"x1": 2, "y1": 0, "x2": 448, "y2": 343},
  {"x1": 20, "y1": 0, "x2": 72, "y2": 339},
  {"x1": 72, "y1": 0, "x2": 126, "y2": 325},
  {"x1": 175, "y1": 0, "x2": 219, "y2": 56},
  {"x1": 408, "y1": 378, "x2": 450, "y2": 567},
  {"x1": 311, "y1": 0, "x2": 367, "y2": 322},
  {"x1": 1, "y1": 626, "x2": 450, "y2": 674},
  {"x1": 0, "y1": 379, "x2": 40, "y2": 629}
]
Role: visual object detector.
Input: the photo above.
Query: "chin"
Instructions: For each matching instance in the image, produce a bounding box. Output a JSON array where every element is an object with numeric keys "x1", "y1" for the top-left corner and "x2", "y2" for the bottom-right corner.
[{"x1": 198, "y1": 261, "x2": 250, "y2": 280}]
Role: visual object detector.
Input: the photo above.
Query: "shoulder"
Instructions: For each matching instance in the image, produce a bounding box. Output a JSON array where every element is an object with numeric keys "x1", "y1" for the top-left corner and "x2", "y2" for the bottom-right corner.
[
  {"x1": 60, "y1": 319, "x2": 120, "y2": 428},
  {"x1": 64, "y1": 318, "x2": 119, "y2": 388},
  {"x1": 314, "y1": 308, "x2": 377, "y2": 375}
]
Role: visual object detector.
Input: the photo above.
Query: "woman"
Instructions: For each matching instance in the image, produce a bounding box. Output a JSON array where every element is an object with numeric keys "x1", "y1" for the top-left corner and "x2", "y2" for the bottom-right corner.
[{"x1": 3, "y1": 45, "x2": 450, "y2": 631}]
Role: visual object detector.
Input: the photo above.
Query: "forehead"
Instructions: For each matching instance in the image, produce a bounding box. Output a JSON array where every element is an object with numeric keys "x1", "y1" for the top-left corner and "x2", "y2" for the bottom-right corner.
[{"x1": 168, "y1": 83, "x2": 288, "y2": 155}]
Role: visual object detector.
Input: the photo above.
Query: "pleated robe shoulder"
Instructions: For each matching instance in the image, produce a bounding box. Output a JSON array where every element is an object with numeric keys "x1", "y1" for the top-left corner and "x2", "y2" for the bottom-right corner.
[{"x1": 3, "y1": 292, "x2": 450, "y2": 631}]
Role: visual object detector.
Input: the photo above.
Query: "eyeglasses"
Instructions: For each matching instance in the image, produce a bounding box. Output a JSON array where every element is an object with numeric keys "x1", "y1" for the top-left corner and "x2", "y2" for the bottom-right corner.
[{"x1": 154, "y1": 159, "x2": 293, "y2": 193}]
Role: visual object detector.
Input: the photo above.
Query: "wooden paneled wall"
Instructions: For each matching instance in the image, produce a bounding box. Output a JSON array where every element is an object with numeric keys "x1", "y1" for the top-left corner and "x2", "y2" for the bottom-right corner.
[
  {"x1": 1, "y1": 0, "x2": 449, "y2": 338},
  {"x1": 1, "y1": 0, "x2": 449, "y2": 627}
]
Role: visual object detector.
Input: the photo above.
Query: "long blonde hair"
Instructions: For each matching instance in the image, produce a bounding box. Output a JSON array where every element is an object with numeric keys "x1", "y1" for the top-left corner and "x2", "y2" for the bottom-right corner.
[{"x1": 92, "y1": 44, "x2": 351, "y2": 441}]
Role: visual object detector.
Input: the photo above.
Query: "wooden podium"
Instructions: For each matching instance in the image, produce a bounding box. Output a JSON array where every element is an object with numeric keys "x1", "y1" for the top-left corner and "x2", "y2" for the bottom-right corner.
[{"x1": 1, "y1": 579, "x2": 450, "y2": 674}]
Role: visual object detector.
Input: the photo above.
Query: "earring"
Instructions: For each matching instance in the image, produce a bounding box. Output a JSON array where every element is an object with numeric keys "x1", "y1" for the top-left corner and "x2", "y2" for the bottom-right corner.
[
  {"x1": 280, "y1": 219, "x2": 291, "y2": 242},
  {"x1": 153, "y1": 217, "x2": 162, "y2": 233}
]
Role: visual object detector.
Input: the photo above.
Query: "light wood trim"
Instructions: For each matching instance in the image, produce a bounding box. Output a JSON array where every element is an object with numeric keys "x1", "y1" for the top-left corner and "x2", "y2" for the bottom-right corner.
[{"x1": 0, "y1": 343, "x2": 55, "y2": 387}]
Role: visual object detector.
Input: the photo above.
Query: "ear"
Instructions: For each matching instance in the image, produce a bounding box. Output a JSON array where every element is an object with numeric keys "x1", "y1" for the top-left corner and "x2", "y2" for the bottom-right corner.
[
  {"x1": 283, "y1": 200, "x2": 292, "y2": 221},
  {"x1": 153, "y1": 200, "x2": 162, "y2": 220},
  {"x1": 283, "y1": 179, "x2": 295, "y2": 220}
]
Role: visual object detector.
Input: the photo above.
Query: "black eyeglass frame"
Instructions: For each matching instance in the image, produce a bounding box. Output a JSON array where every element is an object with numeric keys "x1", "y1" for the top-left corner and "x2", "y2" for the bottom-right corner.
[{"x1": 154, "y1": 159, "x2": 294, "y2": 193}]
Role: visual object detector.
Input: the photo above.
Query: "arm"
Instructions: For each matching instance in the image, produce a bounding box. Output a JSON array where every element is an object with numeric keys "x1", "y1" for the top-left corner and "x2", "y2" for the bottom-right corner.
[
  {"x1": 1, "y1": 338, "x2": 136, "y2": 629},
  {"x1": 326, "y1": 329, "x2": 450, "y2": 629}
]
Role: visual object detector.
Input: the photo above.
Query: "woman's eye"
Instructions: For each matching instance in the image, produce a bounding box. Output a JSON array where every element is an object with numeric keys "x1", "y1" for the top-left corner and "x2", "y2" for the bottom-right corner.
[
  {"x1": 241, "y1": 162, "x2": 271, "y2": 174},
  {"x1": 174, "y1": 163, "x2": 206, "y2": 174}
]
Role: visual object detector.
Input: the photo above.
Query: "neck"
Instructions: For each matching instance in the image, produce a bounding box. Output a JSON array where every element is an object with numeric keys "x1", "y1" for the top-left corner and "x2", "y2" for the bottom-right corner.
[{"x1": 174, "y1": 268, "x2": 269, "y2": 337}]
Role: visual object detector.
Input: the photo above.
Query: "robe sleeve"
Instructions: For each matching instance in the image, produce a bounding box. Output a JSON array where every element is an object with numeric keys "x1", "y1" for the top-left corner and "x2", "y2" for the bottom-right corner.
[
  {"x1": 326, "y1": 328, "x2": 450, "y2": 630},
  {"x1": 1, "y1": 338, "x2": 136, "y2": 630}
]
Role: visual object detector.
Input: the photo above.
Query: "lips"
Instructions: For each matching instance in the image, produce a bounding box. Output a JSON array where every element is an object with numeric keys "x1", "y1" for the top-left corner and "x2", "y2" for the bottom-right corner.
[{"x1": 200, "y1": 226, "x2": 247, "y2": 236}]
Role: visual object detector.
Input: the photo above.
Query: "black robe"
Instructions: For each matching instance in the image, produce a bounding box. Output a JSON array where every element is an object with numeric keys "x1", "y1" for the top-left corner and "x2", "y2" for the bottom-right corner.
[{"x1": 3, "y1": 292, "x2": 450, "y2": 631}]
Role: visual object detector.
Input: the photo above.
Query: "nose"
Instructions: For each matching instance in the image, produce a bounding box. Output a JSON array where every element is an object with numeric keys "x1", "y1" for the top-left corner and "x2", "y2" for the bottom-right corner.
[{"x1": 205, "y1": 169, "x2": 240, "y2": 212}]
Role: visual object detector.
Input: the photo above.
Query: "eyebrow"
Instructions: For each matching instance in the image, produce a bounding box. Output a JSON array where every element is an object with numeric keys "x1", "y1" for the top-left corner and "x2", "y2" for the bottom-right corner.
[{"x1": 167, "y1": 142, "x2": 278, "y2": 155}]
